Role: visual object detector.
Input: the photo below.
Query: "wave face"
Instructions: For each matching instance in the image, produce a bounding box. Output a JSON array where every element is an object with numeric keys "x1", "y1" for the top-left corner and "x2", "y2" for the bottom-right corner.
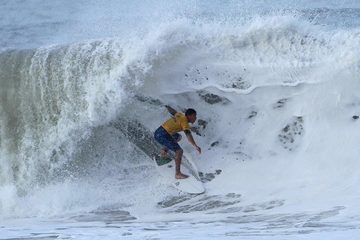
[
  {"x1": 0, "y1": 40, "x2": 150, "y2": 215},
  {"x1": 1, "y1": 0, "x2": 360, "y2": 237}
]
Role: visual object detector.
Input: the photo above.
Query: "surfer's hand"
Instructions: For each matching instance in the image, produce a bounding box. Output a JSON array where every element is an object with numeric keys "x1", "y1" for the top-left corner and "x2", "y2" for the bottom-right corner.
[{"x1": 195, "y1": 145, "x2": 201, "y2": 154}]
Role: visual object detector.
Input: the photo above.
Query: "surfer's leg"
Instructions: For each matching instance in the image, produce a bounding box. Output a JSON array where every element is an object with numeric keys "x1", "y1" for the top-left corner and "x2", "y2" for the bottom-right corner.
[
  {"x1": 175, "y1": 148, "x2": 189, "y2": 179},
  {"x1": 154, "y1": 127, "x2": 171, "y2": 158},
  {"x1": 154, "y1": 126, "x2": 188, "y2": 178}
]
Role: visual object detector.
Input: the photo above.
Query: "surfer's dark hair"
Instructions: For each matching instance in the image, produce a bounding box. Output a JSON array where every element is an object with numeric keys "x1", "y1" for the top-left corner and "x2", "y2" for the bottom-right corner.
[{"x1": 185, "y1": 108, "x2": 197, "y2": 116}]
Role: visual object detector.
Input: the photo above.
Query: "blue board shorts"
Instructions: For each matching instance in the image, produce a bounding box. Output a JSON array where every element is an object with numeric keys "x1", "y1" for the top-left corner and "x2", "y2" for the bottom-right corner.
[{"x1": 154, "y1": 126, "x2": 182, "y2": 152}]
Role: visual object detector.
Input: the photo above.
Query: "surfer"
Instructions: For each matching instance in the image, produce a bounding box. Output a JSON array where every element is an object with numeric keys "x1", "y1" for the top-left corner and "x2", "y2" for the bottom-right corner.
[{"x1": 154, "y1": 105, "x2": 201, "y2": 179}]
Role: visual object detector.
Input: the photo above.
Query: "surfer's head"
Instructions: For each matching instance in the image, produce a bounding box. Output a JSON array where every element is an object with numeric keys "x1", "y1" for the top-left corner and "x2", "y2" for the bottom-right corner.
[{"x1": 185, "y1": 108, "x2": 197, "y2": 123}]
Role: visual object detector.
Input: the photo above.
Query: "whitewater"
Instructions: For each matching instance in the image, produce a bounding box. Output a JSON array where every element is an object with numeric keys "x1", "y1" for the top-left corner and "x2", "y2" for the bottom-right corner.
[{"x1": 1, "y1": 0, "x2": 360, "y2": 239}]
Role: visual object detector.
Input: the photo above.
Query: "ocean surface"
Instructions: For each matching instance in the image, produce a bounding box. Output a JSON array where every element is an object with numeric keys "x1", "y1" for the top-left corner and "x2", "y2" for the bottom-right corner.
[{"x1": 1, "y1": 0, "x2": 360, "y2": 239}]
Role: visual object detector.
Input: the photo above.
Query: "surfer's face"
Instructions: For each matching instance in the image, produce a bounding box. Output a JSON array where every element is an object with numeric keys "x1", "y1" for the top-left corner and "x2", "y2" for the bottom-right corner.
[{"x1": 188, "y1": 114, "x2": 197, "y2": 124}]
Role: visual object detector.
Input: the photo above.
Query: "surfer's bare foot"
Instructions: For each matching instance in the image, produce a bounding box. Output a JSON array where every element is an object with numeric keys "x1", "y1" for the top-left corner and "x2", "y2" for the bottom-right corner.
[{"x1": 175, "y1": 173, "x2": 189, "y2": 179}]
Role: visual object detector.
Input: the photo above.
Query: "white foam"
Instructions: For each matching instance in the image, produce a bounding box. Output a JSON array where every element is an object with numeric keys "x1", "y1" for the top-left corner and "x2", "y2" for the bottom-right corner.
[{"x1": 1, "y1": 7, "x2": 360, "y2": 238}]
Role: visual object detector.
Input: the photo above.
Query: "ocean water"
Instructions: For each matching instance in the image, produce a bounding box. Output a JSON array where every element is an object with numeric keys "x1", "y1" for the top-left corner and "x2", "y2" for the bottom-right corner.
[{"x1": 1, "y1": 0, "x2": 360, "y2": 239}]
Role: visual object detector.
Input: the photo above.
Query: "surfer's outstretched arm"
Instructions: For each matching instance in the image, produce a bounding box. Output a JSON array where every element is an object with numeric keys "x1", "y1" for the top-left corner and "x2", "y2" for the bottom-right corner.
[
  {"x1": 185, "y1": 130, "x2": 201, "y2": 154},
  {"x1": 165, "y1": 105, "x2": 177, "y2": 116}
]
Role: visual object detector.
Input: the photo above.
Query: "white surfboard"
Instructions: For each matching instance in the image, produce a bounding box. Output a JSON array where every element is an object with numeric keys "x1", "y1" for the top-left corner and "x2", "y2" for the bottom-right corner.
[{"x1": 153, "y1": 155, "x2": 205, "y2": 194}]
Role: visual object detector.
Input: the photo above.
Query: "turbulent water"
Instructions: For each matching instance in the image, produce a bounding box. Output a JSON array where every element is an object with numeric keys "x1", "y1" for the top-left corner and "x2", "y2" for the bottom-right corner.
[{"x1": 1, "y1": 0, "x2": 360, "y2": 239}]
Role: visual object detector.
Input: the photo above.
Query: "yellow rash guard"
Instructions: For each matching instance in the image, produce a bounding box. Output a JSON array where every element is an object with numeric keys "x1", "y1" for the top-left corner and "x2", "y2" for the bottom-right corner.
[{"x1": 161, "y1": 112, "x2": 190, "y2": 135}]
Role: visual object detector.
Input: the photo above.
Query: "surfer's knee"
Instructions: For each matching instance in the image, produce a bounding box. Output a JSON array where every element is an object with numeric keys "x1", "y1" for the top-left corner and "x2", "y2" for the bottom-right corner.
[
  {"x1": 172, "y1": 133, "x2": 182, "y2": 142},
  {"x1": 175, "y1": 148, "x2": 183, "y2": 155},
  {"x1": 176, "y1": 135, "x2": 182, "y2": 142}
]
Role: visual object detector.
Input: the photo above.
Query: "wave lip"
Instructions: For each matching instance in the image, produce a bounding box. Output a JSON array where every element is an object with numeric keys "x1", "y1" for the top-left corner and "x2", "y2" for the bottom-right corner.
[{"x1": 0, "y1": 40, "x2": 130, "y2": 191}]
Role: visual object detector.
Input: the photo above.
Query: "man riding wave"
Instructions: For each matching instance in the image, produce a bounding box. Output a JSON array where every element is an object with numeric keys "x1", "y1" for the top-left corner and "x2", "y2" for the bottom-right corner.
[{"x1": 154, "y1": 105, "x2": 201, "y2": 179}]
